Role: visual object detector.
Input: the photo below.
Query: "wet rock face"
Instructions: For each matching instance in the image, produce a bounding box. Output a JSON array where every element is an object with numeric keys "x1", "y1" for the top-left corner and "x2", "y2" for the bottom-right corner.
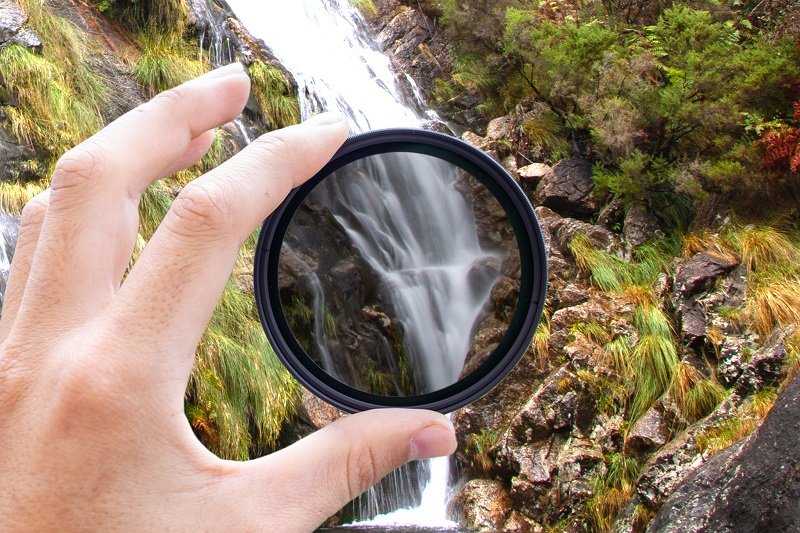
[
  {"x1": 649, "y1": 375, "x2": 800, "y2": 533},
  {"x1": 535, "y1": 157, "x2": 600, "y2": 217}
]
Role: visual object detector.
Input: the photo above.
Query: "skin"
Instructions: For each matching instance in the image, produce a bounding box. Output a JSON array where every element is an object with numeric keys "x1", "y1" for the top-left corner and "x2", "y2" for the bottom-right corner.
[{"x1": 0, "y1": 62, "x2": 457, "y2": 532}]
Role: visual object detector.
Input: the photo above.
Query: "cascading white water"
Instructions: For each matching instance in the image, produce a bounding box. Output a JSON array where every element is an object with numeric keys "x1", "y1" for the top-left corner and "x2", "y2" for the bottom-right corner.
[{"x1": 225, "y1": 0, "x2": 476, "y2": 527}]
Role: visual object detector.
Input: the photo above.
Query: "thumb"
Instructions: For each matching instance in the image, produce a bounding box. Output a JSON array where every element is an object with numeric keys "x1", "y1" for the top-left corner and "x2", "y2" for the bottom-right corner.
[{"x1": 228, "y1": 409, "x2": 456, "y2": 531}]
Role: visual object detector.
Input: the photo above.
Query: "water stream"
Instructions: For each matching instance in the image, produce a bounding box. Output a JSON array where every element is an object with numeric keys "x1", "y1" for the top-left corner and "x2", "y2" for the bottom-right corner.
[{"x1": 223, "y1": 0, "x2": 473, "y2": 528}]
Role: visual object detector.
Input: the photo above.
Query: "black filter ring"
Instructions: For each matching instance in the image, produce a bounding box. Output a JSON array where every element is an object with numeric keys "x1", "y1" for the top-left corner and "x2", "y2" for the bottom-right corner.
[{"x1": 254, "y1": 128, "x2": 547, "y2": 413}]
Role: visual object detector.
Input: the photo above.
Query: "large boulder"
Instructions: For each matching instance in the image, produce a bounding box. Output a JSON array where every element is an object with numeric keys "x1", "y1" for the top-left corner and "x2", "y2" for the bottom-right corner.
[
  {"x1": 535, "y1": 157, "x2": 600, "y2": 217},
  {"x1": 649, "y1": 375, "x2": 800, "y2": 532},
  {"x1": 449, "y1": 479, "x2": 513, "y2": 532}
]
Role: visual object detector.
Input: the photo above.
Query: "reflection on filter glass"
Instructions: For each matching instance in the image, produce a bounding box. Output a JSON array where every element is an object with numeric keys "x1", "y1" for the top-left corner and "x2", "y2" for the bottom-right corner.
[{"x1": 279, "y1": 152, "x2": 521, "y2": 396}]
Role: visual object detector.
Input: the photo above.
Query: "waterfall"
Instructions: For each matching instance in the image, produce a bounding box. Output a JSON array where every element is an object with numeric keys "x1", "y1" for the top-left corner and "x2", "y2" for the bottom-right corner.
[{"x1": 225, "y1": 0, "x2": 468, "y2": 527}]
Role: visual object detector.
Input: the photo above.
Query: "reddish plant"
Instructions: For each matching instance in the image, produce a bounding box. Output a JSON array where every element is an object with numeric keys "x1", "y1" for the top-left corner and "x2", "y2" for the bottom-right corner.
[{"x1": 760, "y1": 101, "x2": 800, "y2": 173}]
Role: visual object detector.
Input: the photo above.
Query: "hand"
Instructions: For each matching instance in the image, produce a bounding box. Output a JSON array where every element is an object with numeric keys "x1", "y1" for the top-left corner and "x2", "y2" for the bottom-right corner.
[{"x1": 0, "y1": 63, "x2": 456, "y2": 532}]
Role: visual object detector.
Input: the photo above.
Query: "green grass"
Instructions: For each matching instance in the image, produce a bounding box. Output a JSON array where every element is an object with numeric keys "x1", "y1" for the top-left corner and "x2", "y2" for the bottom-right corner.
[
  {"x1": 248, "y1": 60, "x2": 300, "y2": 131},
  {"x1": 585, "y1": 453, "x2": 641, "y2": 532},
  {"x1": 188, "y1": 284, "x2": 300, "y2": 459},
  {"x1": 0, "y1": 181, "x2": 44, "y2": 215},
  {"x1": 532, "y1": 308, "x2": 551, "y2": 368},
  {"x1": 724, "y1": 225, "x2": 800, "y2": 274},
  {"x1": 0, "y1": 19, "x2": 106, "y2": 158},
  {"x1": 743, "y1": 266, "x2": 800, "y2": 336},
  {"x1": 350, "y1": 0, "x2": 378, "y2": 17},
  {"x1": 465, "y1": 429, "x2": 498, "y2": 477},
  {"x1": 570, "y1": 321, "x2": 612, "y2": 345},
  {"x1": 131, "y1": 32, "x2": 206, "y2": 96},
  {"x1": 569, "y1": 234, "x2": 674, "y2": 293},
  {"x1": 696, "y1": 417, "x2": 757, "y2": 455}
]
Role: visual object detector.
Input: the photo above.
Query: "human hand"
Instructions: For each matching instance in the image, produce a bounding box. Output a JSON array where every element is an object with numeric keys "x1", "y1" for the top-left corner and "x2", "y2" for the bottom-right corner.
[{"x1": 0, "y1": 63, "x2": 456, "y2": 532}]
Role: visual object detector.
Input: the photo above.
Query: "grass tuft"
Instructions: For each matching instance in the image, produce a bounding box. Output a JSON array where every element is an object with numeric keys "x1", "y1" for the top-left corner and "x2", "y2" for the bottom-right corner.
[
  {"x1": 131, "y1": 32, "x2": 205, "y2": 96},
  {"x1": 248, "y1": 60, "x2": 300, "y2": 131}
]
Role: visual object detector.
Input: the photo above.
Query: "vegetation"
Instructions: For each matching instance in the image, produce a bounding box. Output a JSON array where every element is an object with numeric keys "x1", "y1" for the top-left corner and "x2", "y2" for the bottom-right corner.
[
  {"x1": 0, "y1": 1, "x2": 108, "y2": 186},
  {"x1": 131, "y1": 32, "x2": 205, "y2": 96},
  {"x1": 351, "y1": 0, "x2": 378, "y2": 17},
  {"x1": 439, "y1": 0, "x2": 800, "y2": 221},
  {"x1": 248, "y1": 60, "x2": 301, "y2": 130},
  {"x1": 465, "y1": 429, "x2": 499, "y2": 477},
  {"x1": 585, "y1": 453, "x2": 641, "y2": 532}
]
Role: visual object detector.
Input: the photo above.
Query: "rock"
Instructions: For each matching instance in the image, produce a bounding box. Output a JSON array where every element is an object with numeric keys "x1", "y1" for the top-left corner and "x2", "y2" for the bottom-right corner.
[
  {"x1": 729, "y1": 326, "x2": 795, "y2": 401},
  {"x1": 449, "y1": 479, "x2": 513, "y2": 532},
  {"x1": 677, "y1": 301, "x2": 707, "y2": 347},
  {"x1": 462, "y1": 130, "x2": 489, "y2": 151},
  {"x1": 649, "y1": 375, "x2": 800, "y2": 532},
  {"x1": 634, "y1": 427, "x2": 706, "y2": 510},
  {"x1": 535, "y1": 157, "x2": 600, "y2": 217},
  {"x1": 518, "y1": 163, "x2": 552, "y2": 181},
  {"x1": 623, "y1": 204, "x2": 662, "y2": 247},
  {"x1": 0, "y1": 0, "x2": 40, "y2": 49},
  {"x1": 623, "y1": 406, "x2": 669, "y2": 454},
  {"x1": 0, "y1": 132, "x2": 38, "y2": 182},
  {"x1": 674, "y1": 252, "x2": 739, "y2": 299},
  {"x1": 486, "y1": 115, "x2": 514, "y2": 141},
  {"x1": 557, "y1": 283, "x2": 590, "y2": 308}
]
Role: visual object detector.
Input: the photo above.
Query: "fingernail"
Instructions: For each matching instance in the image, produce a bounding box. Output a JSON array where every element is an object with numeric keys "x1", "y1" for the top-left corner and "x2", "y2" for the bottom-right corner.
[
  {"x1": 304, "y1": 112, "x2": 347, "y2": 127},
  {"x1": 203, "y1": 62, "x2": 245, "y2": 80},
  {"x1": 409, "y1": 424, "x2": 456, "y2": 461}
]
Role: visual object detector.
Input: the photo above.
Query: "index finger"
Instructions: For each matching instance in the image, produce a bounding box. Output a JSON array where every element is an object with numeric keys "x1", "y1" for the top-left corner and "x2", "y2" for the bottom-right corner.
[{"x1": 106, "y1": 113, "x2": 349, "y2": 397}]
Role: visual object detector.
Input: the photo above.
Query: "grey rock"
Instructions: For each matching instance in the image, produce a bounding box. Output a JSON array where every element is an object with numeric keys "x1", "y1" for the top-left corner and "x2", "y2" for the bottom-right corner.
[
  {"x1": 0, "y1": 133, "x2": 38, "y2": 182},
  {"x1": 535, "y1": 157, "x2": 599, "y2": 217},
  {"x1": 623, "y1": 204, "x2": 663, "y2": 247},
  {"x1": 649, "y1": 376, "x2": 800, "y2": 533},
  {"x1": 0, "y1": 0, "x2": 25, "y2": 42},
  {"x1": 729, "y1": 326, "x2": 795, "y2": 401}
]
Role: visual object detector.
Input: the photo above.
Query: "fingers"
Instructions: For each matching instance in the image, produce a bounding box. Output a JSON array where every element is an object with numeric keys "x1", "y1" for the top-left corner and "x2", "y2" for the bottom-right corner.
[
  {"x1": 107, "y1": 113, "x2": 349, "y2": 391},
  {"x1": 228, "y1": 409, "x2": 457, "y2": 531},
  {"x1": 0, "y1": 191, "x2": 50, "y2": 343},
  {"x1": 161, "y1": 129, "x2": 217, "y2": 179},
  {"x1": 14, "y1": 64, "x2": 251, "y2": 335}
]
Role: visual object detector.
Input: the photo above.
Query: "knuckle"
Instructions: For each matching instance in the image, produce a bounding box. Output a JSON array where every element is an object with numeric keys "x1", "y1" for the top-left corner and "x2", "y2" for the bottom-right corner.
[
  {"x1": 18, "y1": 193, "x2": 49, "y2": 232},
  {"x1": 150, "y1": 85, "x2": 189, "y2": 111},
  {"x1": 50, "y1": 142, "x2": 106, "y2": 194},
  {"x1": 169, "y1": 182, "x2": 235, "y2": 238},
  {"x1": 251, "y1": 131, "x2": 295, "y2": 160}
]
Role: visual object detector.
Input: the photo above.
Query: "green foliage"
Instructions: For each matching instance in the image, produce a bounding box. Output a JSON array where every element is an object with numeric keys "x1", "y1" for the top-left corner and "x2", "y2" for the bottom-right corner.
[
  {"x1": 532, "y1": 308, "x2": 551, "y2": 368},
  {"x1": 585, "y1": 453, "x2": 641, "y2": 532},
  {"x1": 188, "y1": 284, "x2": 300, "y2": 459},
  {"x1": 465, "y1": 429, "x2": 498, "y2": 477},
  {"x1": 439, "y1": 0, "x2": 800, "y2": 225},
  {"x1": 248, "y1": 60, "x2": 300, "y2": 131},
  {"x1": 0, "y1": 3, "x2": 107, "y2": 161},
  {"x1": 696, "y1": 417, "x2": 757, "y2": 455},
  {"x1": 90, "y1": 0, "x2": 188, "y2": 32},
  {"x1": 132, "y1": 32, "x2": 205, "y2": 96},
  {"x1": 569, "y1": 233, "x2": 673, "y2": 292},
  {"x1": 350, "y1": 0, "x2": 377, "y2": 17}
]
